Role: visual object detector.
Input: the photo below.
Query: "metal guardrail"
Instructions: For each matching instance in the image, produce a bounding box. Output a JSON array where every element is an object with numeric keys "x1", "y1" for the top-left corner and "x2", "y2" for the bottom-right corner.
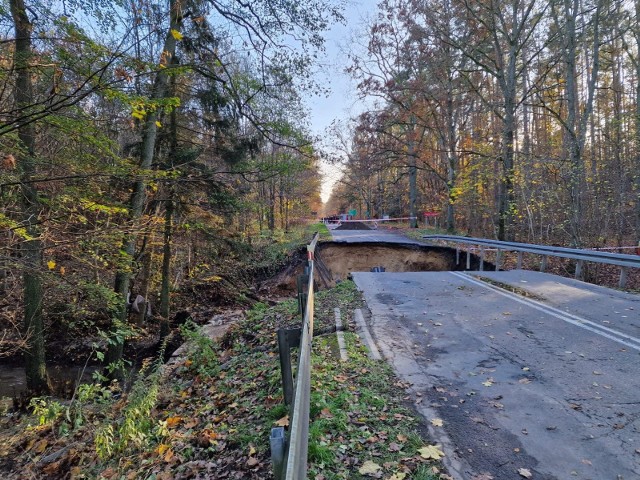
[
  {"x1": 271, "y1": 233, "x2": 318, "y2": 479},
  {"x1": 425, "y1": 235, "x2": 640, "y2": 288}
]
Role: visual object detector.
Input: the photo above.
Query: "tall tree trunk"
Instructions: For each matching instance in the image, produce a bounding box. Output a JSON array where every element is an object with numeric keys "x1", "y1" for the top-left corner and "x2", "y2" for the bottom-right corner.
[
  {"x1": 11, "y1": 0, "x2": 48, "y2": 394},
  {"x1": 635, "y1": 0, "x2": 640, "y2": 245},
  {"x1": 499, "y1": 107, "x2": 516, "y2": 241},
  {"x1": 562, "y1": 0, "x2": 602, "y2": 247},
  {"x1": 445, "y1": 93, "x2": 458, "y2": 233},
  {"x1": 159, "y1": 191, "x2": 173, "y2": 341},
  {"x1": 107, "y1": 0, "x2": 184, "y2": 375},
  {"x1": 408, "y1": 115, "x2": 418, "y2": 228}
]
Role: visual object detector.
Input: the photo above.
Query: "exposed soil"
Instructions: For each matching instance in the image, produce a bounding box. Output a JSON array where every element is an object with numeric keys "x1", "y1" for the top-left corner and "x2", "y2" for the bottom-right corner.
[{"x1": 262, "y1": 241, "x2": 488, "y2": 292}]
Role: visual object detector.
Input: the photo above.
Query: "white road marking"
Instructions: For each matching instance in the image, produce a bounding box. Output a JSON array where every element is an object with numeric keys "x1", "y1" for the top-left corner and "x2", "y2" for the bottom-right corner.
[
  {"x1": 354, "y1": 308, "x2": 382, "y2": 360},
  {"x1": 334, "y1": 308, "x2": 348, "y2": 361},
  {"x1": 450, "y1": 271, "x2": 640, "y2": 352}
]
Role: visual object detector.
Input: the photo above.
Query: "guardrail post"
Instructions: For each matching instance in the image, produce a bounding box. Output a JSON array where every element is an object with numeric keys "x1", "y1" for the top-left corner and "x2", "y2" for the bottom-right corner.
[
  {"x1": 619, "y1": 267, "x2": 628, "y2": 288},
  {"x1": 466, "y1": 250, "x2": 471, "y2": 270},
  {"x1": 270, "y1": 427, "x2": 286, "y2": 479},
  {"x1": 422, "y1": 234, "x2": 640, "y2": 283},
  {"x1": 575, "y1": 260, "x2": 584, "y2": 280},
  {"x1": 277, "y1": 327, "x2": 301, "y2": 406},
  {"x1": 297, "y1": 272, "x2": 309, "y2": 316}
]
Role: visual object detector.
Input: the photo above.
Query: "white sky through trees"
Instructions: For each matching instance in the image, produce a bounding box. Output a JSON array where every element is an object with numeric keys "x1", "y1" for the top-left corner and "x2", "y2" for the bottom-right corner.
[{"x1": 305, "y1": 0, "x2": 376, "y2": 204}]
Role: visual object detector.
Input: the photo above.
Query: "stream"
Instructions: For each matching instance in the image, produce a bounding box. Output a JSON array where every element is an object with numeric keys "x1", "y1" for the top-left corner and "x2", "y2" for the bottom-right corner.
[{"x1": 0, "y1": 364, "x2": 98, "y2": 399}]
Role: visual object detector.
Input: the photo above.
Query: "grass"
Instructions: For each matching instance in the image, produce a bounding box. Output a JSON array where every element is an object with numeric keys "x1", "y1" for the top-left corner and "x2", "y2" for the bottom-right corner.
[{"x1": 305, "y1": 281, "x2": 447, "y2": 479}]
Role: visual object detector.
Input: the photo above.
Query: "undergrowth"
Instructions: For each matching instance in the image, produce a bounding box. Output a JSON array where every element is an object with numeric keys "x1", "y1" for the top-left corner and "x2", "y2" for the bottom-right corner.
[{"x1": 1, "y1": 276, "x2": 448, "y2": 480}]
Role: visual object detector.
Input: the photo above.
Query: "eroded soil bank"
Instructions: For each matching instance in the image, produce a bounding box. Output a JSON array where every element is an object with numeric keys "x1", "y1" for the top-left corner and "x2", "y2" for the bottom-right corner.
[{"x1": 263, "y1": 241, "x2": 486, "y2": 292}]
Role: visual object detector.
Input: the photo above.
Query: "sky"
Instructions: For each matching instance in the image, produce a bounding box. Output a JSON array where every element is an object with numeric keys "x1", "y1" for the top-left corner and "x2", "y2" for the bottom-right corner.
[{"x1": 303, "y1": 0, "x2": 378, "y2": 204}]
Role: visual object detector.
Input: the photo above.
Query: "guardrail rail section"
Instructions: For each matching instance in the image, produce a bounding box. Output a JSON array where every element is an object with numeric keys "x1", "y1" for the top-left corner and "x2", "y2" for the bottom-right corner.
[
  {"x1": 271, "y1": 233, "x2": 319, "y2": 479},
  {"x1": 425, "y1": 235, "x2": 640, "y2": 287}
]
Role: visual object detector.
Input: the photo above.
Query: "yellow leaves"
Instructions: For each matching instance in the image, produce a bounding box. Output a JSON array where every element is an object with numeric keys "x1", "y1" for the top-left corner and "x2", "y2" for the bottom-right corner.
[
  {"x1": 387, "y1": 473, "x2": 407, "y2": 480},
  {"x1": 155, "y1": 120, "x2": 162, "y2": 127},
  {"x1": 165, "y1": 416, "x2": 182, "y2": 428},
  {"x1": 47, "y1": 260, "x2": 56, "y2": 270},
  {"x1": 132, "y1": 111, "x2": 147, "y2": 121},
  {"x1": 418, "y1": 444, "x2": 445, "y2": 460},
  {"x1": 156, "y1": 443, "x2": 170, "y2": 455},
  {"x1": 358, "y1": 460, "x2": 382, "y2": 475},
  {"x1": 203, "y1": 275, "x2": 223, "y2": 282},
  {"x1": 79, "y1": 199, "x2": 127, "y2": 215},
  {"x1": 430, "y1": 418, "x2": 444, "y2": 427},
  {"x1": 170, "y1": 29, "x2": 183, "y2": 40},
  {"x1": 274, "y1": 415, "x2": 289, "y2": 427},
  {"x1": 0, "y1": 213, "x2": 34, "y2": 240}
]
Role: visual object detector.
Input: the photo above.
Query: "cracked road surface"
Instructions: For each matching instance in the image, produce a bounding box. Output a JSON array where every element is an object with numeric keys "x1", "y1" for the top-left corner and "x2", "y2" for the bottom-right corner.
[{"x1": 352, "y1": 270, "x2": 640, "y2": 480}]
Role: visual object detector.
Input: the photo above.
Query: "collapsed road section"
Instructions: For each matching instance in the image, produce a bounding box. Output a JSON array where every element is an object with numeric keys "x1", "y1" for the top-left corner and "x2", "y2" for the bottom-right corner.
[{"x1": 262, "y1": 241, "x2": 487, "y2": 293}]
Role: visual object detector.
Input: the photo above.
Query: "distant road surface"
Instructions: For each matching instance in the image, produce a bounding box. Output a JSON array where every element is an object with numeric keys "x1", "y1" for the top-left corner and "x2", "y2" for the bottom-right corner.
[
  {"x1": 353, "y1": 269, "x2": 640, "y2": 480},
  {"x1": 330, "y1": 227, "x2": 422, "y2": 244}
]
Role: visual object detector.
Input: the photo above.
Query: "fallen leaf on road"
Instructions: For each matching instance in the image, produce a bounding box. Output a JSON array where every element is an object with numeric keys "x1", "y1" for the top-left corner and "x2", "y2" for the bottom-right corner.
[
  {"x1": 519, "y1": 378, "x2": 531, "y2": 384},
  {"x1": 473, "y1": 475, "x2": 495, "y2": 480},
  {"x1": 431, "y1": 418, "x2": 444, "y2": 427},
  {"x1": 518, "y1": 468, "x2": 532, "y2": 478},
  {"x1": 418, "y1": 444, "x2": 445, "y2": 460},
  {"x1": 482, "y1": 380, "x2": 494, "y2": 387}
]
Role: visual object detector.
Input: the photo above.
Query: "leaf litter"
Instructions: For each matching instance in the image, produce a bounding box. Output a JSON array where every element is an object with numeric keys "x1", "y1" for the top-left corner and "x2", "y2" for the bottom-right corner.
[{"x1": 0, "y1": 280, "x2": 450, "y2": 479}]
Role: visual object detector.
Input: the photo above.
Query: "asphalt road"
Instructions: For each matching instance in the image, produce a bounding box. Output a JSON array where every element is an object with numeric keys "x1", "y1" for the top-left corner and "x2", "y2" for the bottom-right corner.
[
  {"x1": 330, "y1": 226, "x2": 423, "y2": 244},
  {"x1": 352, "y1": 269, "x2": 640, "y2": 480}
]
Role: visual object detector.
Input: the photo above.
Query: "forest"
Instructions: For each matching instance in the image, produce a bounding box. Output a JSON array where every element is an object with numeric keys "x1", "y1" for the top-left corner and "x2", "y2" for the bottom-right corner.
[
  {"x1": 328, "y1": 0, "x2": 640, "y2": 249},
  {"x1": 0, "y1": 0, "x2": 334, "y2": 394},
  {"x1": 1, "y1": 0, "x2": 640, "y2": 478}
]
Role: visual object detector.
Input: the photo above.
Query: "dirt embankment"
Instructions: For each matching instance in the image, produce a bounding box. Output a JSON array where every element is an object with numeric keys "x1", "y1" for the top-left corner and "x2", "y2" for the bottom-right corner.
[{"x1": 262, "y1": 241, "x2": 488, "y2": 292}]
